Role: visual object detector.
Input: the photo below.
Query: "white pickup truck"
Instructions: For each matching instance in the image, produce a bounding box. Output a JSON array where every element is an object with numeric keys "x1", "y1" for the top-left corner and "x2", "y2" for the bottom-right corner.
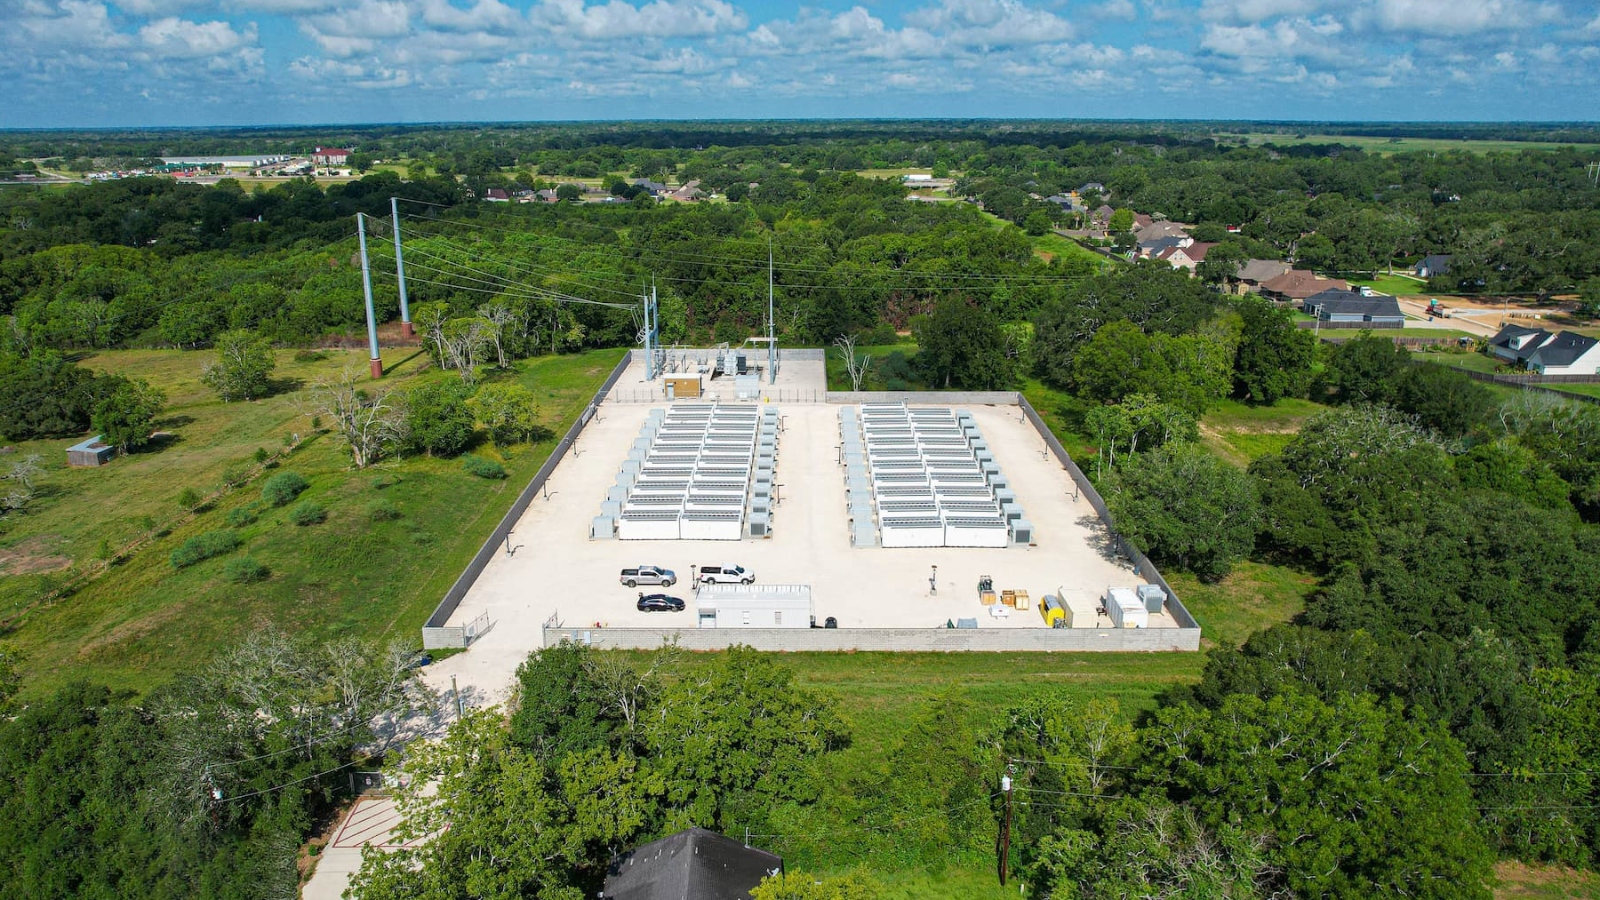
[{"x1": 697, "y1": 564, "x2": 754, "y2": 585}]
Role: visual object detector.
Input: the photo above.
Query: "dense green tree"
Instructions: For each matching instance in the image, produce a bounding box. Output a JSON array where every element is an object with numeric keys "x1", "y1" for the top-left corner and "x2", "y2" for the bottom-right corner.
[
  {"x1": 508, "y1": 642, "x2": 620, "y2": 765},
  {"x1": 1034, "y1": 263, "x2": 1218, "y2": 387},
  {"x1": 91, "y1": 376, "x2": 165, "y2": 453},
  {"x1": 200, "y1": 329, "x2": 277, "y2": 402},
  {"x1": 911, "y1": 297, "x2": 1014, "y2": 389},
  {"x1": 405, "y1": 379, "x2": 475, "y2": 457},
  {"x1": 640, "y1": 646, "x2": 847, "y2": 833},
  {"x1": 1105, "y1": 442, "x2": 1259, "y2": 580},
  {"x1": 0, "y1": 351, "x2": 118, "y2": 440},
  {"x1": 1231, "y1": 298, "x2": 1314, "y2": 403},
  {"x1": 468, "y1": 382, "x2": 549, "y2": 445},
  {"x1": 1320, "y1": 331, "x2": 1409, "y2": 406},
  {"x1": 1394, "y1": 362, "x2": 1494, "y2": 438},
  {"x1": 1145, "y1": 690, "x2": 1493, "y2": 900}
]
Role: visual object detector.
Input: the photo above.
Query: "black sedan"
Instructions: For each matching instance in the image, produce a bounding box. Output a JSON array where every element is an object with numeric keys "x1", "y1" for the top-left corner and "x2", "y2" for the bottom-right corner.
[{"x1": 636, "y1": 593, "x2": 686, "y2": 612}]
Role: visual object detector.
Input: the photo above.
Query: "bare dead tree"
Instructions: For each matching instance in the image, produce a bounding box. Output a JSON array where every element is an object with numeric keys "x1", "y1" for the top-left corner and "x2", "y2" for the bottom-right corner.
[
  {"x1": 304, "y1": 369, "x2": 408, "y2": 469},
  {"x1": 834, "y1": 334, "x2": 873, "y2": 391},
  {"x1": 478, "y1": 301, "x2": 516, "y2": 369}
]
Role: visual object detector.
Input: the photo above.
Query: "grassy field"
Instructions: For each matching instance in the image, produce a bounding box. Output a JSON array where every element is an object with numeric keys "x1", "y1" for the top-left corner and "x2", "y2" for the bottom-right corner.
[
  {"x1": 1495, "y1": 861, "x2": 1600, "y2": 900},
  {"x1": 1167, "y1": 561, "x2": 1314, "y2": 649},
  {"x1": 1222, "y1": 133, "x2": 1600, "y2": 155},
  {"x1": 1, "y1": 347, "x2": 624, "y2": 697},
  {"x1": 1198, "y1": 397, "x2": 1323, "y2": 467},
  {"x1": 1028, "y1": 229, "x2": 1113, "y2": 269},
  {"x1": 1412, "y1": 350, "x2": 1507, "y2": 373},
  {"x1": 1348, "y1": 273, "x2": 1428, "y2": 295}
]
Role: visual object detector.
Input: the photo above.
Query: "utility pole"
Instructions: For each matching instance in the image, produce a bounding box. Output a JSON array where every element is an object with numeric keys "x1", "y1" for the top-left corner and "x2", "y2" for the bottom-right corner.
[
  {"x1": 451, "y1": 674, "x2": 464, "y2": 718},
  {"x1": 999, "y1": 774, "x2": 1014, "y2": 885},
  {"x1": 642, "y1": 279, "x2": 653, "y2": 381},
  {"x1": 357, "y1": 213, "x2": 383, "y2": 378},
  {"x1": 768, "y1": 235, "x2": 777, "y2": 384},
  {"x1": 390, "y1": 197, "x2": 413, "y2": 338},
  {"x1": 651, "y1": 278, "x2": 659, "y2": 381}
]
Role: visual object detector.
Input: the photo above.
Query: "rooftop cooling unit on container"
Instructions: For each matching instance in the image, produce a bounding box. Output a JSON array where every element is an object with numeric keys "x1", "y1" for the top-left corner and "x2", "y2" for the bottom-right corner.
[
  {"x1": 591, "y1": 516, "x2": 615, "y2": 539},
  {"x1": 1010, "y1": 519, "x2": 1034, "y2": 545},
  {"x1": 748, "y1": 512, "x2": 770, "y2": 537},
  {"x1": 1137, "y1": 584, "x2": 1168, "y2": 614}
]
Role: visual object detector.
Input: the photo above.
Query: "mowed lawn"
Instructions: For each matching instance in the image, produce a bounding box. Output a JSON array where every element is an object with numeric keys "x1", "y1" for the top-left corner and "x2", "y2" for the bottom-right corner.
[{"x1": 1, "y1": 346, "x2": 624, "y2": 697}]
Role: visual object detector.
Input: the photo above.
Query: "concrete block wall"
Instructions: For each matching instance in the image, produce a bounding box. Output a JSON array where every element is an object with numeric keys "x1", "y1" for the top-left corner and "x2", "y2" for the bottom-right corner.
[
  {"x1": 825, "y1": 391, "x2": 1021, "y2": 405},
  {"x1": 544, "y1": 626, "x2": 1202, "y2": 653}
]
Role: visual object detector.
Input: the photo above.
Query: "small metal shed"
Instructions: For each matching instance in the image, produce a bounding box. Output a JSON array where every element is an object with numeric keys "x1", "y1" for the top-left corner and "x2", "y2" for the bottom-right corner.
[{"x1": 66, "y1": 436, "x2": 115, "y2": 467}]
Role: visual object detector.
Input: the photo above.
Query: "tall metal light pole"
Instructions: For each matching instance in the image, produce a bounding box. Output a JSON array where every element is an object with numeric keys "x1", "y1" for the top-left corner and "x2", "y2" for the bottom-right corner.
[
  {"x1": 768, "y1": 236, "x2": 777, "y2": 384},
  {"x1": 390, "y1": 197, "x2": 413, "y2": 338},
  {"x1": 357, "y1": 212, "x2": 383, "y2": 379}
]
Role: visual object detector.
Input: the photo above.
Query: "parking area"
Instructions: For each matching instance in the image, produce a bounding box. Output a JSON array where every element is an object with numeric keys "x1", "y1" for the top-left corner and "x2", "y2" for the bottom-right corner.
[{"x1": 422, "y1": 378, "x2": 1171, "y2": 704}]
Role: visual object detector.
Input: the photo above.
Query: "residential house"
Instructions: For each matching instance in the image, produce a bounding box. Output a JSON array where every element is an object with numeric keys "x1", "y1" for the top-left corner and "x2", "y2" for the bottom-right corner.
[
  {"x1": 1078, "y1": 181, "x2": 1107, "y2": 196},
  {"x1": 1260, "y1": 269, "x2": 1350, "y2": 304},
  {"x1": 1045, "y1": 193, "x2": 1086, "y2": 213},
  {"x1": 1234, "y1": 259, "x2": 1294, "y2": 294},
  {"x1": 1302, "y1": 289, "x2": 1405, "y2": 328},
  {"x1": 311, "y1": 146, "x2": 351, "y2": 166},
  {"x1": 532, "y1": 188, "x2": 559, "y2": 202},
  {"x1": 1133, "y1": 213, "x2": 1154, "y2": 229},
  {"x1": 668, "y1": 179, "x2": 704, "y2": 201},
  {"x1": 483, "y1": 188, "x2": 511, "y2": 202},
  {"x1": 1156, "y1": 241, "x2": 1216, "y2": 272},
  {"x1": 1090, "y1": 204, "x2": 1115, "y2": 228},
  {"x1": 601, "y1": 827, "x2": 781, "y2": 900},
  {"x1": 1138, "y1": 235, "x2": 1188, "y2": 259},
  {"x1": 1133, "y1": 220, "x2": 1187, "y2": 242},
  {"x1": 1488, "y1": 325, "x2": 1600, "y2": 375},
  {"x1": 1413, "y1": 254, "x2": 1452, "y2": 278},
  {"x1": 633, "y1": 178, "x2": 669, "y2": 196}
]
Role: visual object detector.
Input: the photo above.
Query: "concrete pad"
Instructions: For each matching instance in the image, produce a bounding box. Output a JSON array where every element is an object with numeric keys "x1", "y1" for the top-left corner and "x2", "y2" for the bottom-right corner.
[
  {"x1": 302, "y1": 797, "x2": 411, "y2": 900},
  {"x1": 422, "y1": 396, "x2": 1160, "y2": 705}
]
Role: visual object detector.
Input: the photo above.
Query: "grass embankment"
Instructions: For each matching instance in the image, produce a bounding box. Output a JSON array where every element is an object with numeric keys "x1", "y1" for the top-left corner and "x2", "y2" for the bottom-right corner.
[
  {"x1": 1495, "y1": 861, "x2": 1600, "y2": 899},
  {"x1": 1, "y1": 347, "x2": 624, "y2": 697}
]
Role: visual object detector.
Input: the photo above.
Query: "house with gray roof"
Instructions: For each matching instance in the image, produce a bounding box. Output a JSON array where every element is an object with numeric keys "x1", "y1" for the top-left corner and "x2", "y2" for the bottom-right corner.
[
  {"x1": 1413, "y1": 255, "x2": 1452, "y2": 278},
  {"x1": 1488, "y1": 324, "x2": 1600, "y2": 375},
  {"x1": 602, "y1": 828, "x2": 781, "y2": 900},
  {"x1": 1302, "y1": 289, "x2": 1405, "y2": 328}
]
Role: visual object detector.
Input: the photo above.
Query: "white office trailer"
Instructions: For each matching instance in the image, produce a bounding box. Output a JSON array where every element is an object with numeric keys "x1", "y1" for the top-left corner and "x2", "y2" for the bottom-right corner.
[
  {"x1": 696, "y1": 583, "x2": 813, "y2": 628},
  {"x1": 1105, "y1": 587, "x2": 1149, "y2": 628},
  {"x1": 843, "y1": 402, "x2": 1028, "y2": 548},
  {"x1": 600, "y1": 403, "x2": 778, "y2": 540}
]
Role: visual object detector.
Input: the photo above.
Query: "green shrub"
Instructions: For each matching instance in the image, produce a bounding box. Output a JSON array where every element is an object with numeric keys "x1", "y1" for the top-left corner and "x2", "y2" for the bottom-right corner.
[
  {"x1": 223, "y1": 557, "x2": 270, "y2": 584},
  {"x1": 176, "y1": 487, "x2": 202, "y2": 511},
  {"x1": 225, "y1": 504, "x2": 260, "y2": 528},
  {"x1": 261, "y1": 471, "x2": 308, "y2": 507},
  {"x1": 253, "y1": 447, "x2": 270, "y2": 464},
  {"x1": 368, "y1": 500, "x2": 402, "y2": 521},
  {"x1": 409, "y1": 531, "x2": 436, "y2": 545},
  {"x1": 170, "y1": 530, "x2": 241, "y2": 569},
  {"x1": 288, "y1": 501, "x2": 327, "y2": 526},
  {"x1": 461, "y1": 455, "x2": 507, "y2": 479},
  {"x1": 293, "y1": 349, "x2": 329, "y2": 362}
]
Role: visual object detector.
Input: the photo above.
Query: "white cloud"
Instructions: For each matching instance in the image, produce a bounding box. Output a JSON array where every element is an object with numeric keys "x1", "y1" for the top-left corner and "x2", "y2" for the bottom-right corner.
[
  {"x1": 531, "y1": 0, "x2": 747, "y2": 40},
  {"x1": 139, "y1": 17, "x2": 257, "y2": 58},
  {"x1": 417, "y1": 0, "x2": 520, "y2": 31},
  {"x1": 1199, "y1": 0, "x2": 1326, "y2": 24},
  {"x1": 1090, "y1": 0, "x2": 1136, "y2": 20},
  {"x1": 904, "y1": 0, "x2": 1075, "y2": 47},
  {"x1": 1368, "y1": 0, "x2": 1557, "y2": 36}
]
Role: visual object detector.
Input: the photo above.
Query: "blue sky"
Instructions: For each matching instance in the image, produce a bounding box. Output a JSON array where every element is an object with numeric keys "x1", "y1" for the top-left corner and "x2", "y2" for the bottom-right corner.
[{"x1": 2, "y1": 0, "x2": 1598, "y2": 127}]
